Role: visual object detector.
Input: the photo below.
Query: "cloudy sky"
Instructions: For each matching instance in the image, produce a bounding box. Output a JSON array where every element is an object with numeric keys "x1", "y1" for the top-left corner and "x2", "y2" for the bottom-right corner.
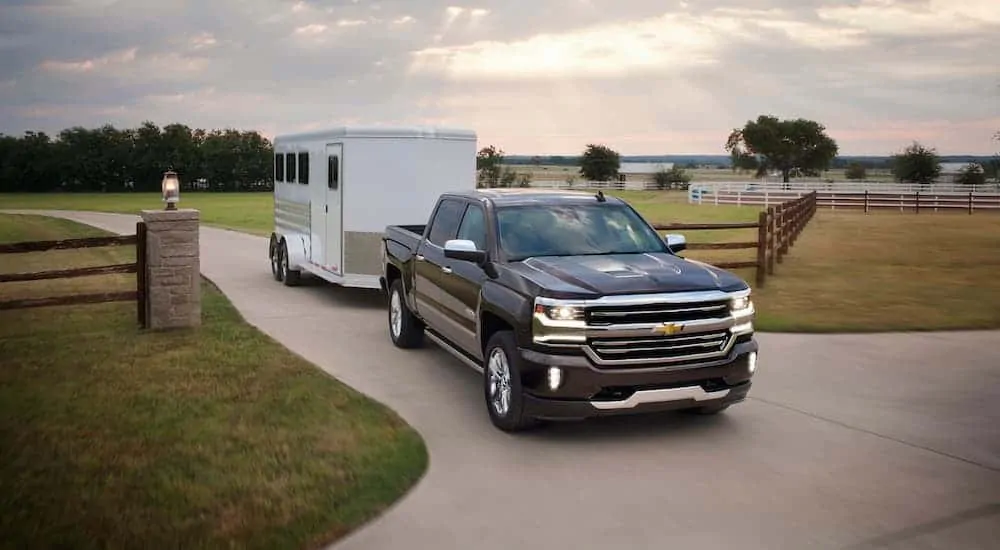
[{"x1": 1, "y1": 0, "x2": 998, "y2": 155}]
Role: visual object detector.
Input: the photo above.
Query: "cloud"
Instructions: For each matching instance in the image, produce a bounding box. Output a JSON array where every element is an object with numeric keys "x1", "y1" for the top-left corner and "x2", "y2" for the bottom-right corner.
[{"x1": 0, "y1": 0, "x2": 998, "y2": 155}]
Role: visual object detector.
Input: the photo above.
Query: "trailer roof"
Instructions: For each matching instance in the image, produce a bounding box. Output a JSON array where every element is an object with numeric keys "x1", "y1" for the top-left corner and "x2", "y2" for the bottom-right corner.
[
  {"x1": 273, "y1": 125, "x2": 477, "y2": 143},
  {"x1": 446, "y1": 188, "x2": 627, "y2": 207}
]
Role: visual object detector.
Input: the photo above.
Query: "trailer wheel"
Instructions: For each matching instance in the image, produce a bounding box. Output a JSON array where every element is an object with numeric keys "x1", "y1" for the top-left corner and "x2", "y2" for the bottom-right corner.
[
  {"x1": 280, "y1": 241, "x2": 301, "y2": 287},
  {"x1": 270, "y1": 237, "x2": 283, "y2": 282},
  {"x1": 388, "y1": 279, "x2": 423, "y2": 348}
]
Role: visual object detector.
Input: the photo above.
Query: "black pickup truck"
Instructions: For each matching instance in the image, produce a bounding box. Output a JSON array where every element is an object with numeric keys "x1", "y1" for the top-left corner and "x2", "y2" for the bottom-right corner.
[{"x1": 380, "y1": 189, "x2": 758, "y2": 432}]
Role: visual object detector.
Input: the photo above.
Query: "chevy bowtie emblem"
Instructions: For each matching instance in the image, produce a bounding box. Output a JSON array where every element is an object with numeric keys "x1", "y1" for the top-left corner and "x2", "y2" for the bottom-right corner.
[{"x1": 652, "y1": 322, "x2": 684, "y2": 336}]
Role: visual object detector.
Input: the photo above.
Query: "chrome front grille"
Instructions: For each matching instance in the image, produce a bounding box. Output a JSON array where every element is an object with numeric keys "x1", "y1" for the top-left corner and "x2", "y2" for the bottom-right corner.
[
  {"x1": 589, "y1": 331, "x2": 731, "y2": 362},
  {"x1": 586, "y1": 299, "x2": 730, "y2": 326}
]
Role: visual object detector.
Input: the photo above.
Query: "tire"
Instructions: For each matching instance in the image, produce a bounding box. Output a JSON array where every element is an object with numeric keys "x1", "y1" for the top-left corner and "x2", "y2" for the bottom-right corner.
[
  {"x1": 387, "y1": 278, "x2": 424, "y2": 348},
  {"x1": 270, "y1": 238, "x2": 283, "y2": 282},
  {"x1": 280, "y1": 241, "x2": 301, "y2": 287},
  {"x1": 483, "y1": 330, "x2": 539, "y2": 432}
]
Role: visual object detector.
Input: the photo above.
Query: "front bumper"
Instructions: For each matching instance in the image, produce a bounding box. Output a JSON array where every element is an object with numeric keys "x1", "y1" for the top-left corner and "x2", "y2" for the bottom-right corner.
[{"x1": 517, "y1": 340, "x2": 757, "y2": 420}]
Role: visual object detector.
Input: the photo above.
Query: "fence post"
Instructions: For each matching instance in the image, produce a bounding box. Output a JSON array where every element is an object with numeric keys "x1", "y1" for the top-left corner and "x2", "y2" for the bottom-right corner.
[
  {"x1": 969, "y1": 192, "x2": 973, "y2": 215},
  {"x1": 864, "y1": 190, "x2": 869, "y2": 213},
  {"x1": 915, "y1": 191, "x2": 920, "y2": 214},
  {"x1": 755, "y1": 210, "x2": 767, "y2": 288},
  {"x1": 776, "y1": 204, "x2": 786, "y2": 264},
  {"x1": 767, "y1": 207, "x2": 776, "y2": 275},
  {"x1": 136, "y1": 221, "x2": 147, "y2": 328}
]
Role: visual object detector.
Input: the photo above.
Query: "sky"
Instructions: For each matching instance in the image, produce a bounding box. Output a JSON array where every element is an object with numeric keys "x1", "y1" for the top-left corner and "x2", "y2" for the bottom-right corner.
[{"x1": 0, "y1": 0, "x2": 998, "y2": 156}]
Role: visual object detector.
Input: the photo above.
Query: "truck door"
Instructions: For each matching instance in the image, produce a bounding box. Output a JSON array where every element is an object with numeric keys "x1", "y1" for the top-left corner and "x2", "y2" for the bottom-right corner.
[
  {"x1": 324, "y1": 144, "x2": 343, "y2": 275},
  {"x1": 414, "y1": 198, "x2": 465, "y2": 345},
  {"x1": 440, "y1": 202, "x2": 490, "y2": 360}
]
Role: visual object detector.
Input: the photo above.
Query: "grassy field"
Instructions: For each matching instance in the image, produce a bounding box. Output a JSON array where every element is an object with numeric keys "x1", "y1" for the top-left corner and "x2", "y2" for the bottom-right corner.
[
  {"x1": 0, "y1": 192, "x2": 274, "y2": 236},
  {"x1": 0, "y1": 214, "x2": 427, "y2": 549},
  {"x1": 3, "y1": 191, "x2": 999, "y2": 332}
]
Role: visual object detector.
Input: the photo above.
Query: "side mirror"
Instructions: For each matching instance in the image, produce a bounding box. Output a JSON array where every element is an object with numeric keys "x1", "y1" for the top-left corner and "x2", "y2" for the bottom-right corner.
[
  {"x1": 444, "y1": 239, "x2": 487, "y2": 264},
  {"x1": 665, "y1": 233, "x2": 687, "y2": 253}
]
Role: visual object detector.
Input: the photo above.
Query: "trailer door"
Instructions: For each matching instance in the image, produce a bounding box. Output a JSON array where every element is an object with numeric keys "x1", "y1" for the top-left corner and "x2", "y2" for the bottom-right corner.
[{"x1": 324, "y1": 143, "x2": 344, "y2": 274}]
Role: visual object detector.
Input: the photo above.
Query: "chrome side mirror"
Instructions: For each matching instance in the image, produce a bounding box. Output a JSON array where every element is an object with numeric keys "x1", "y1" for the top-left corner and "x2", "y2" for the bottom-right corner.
[
  {"x1": 443, "y1": 239, "x2": 487, "y2": 264},
  {"x1": 665, "y1": 233, "x2": 687, "y2": 253}
]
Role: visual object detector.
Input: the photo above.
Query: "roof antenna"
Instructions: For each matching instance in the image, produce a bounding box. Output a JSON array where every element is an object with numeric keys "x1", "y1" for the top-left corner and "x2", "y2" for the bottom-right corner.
[{"x1": 596, "y1": 190, "x2": 606, "y2": 202}]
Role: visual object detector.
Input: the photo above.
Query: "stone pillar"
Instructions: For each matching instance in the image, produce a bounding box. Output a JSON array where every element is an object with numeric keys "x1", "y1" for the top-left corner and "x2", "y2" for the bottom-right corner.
[{"x1": 141, "y1": 209, "x2": 201, "y2": 329}]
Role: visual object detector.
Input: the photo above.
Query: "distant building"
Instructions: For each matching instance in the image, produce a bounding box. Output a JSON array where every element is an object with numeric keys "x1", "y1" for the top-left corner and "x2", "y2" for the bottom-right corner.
[
  {"x1": 939, "y1": 162, "x2": 982, "y2": 182},
  {"x1": 615, "y1": 162, "x2": 675, "y2": 189}
]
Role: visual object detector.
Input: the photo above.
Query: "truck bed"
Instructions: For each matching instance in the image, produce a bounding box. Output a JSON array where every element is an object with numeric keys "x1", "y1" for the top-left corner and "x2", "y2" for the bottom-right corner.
[{"x1": 384, "y1": 224, "x2": 426, "y2": 262}]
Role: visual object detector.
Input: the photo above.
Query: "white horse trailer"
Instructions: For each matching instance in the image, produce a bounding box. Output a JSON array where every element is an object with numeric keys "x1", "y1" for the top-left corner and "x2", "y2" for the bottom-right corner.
[{"x1": 268, "y1": 125, "x2": 478, "y2": 289}]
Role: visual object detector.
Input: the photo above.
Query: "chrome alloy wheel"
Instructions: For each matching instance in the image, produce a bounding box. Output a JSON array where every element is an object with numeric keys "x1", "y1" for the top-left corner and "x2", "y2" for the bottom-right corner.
[
  {"x1": 487, "y1": 346, "x2": 512, "y2": 416},
  {"x1": 389, "y1": 288, "x2": 403, "y2": 339}
]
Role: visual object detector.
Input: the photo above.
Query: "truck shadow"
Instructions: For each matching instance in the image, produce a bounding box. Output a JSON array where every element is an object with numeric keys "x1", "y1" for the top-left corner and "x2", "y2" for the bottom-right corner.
[{"x1": 530, "y1": 409, "x2": 739, "y2": 442}]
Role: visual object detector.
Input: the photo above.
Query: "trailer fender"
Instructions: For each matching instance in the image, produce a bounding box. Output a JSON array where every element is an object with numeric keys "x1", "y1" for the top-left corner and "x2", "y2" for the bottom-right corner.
[{"x1": 283, "y1": 234, "x2": 309, "y2": 271}]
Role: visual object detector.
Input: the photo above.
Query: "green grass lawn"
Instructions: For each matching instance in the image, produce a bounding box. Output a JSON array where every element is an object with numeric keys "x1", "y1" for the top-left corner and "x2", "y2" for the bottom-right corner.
[
  {"x1": 1, "y1": 192, "x2": 274, "y2": 236},
  {"x1": 4, "y1": 191, "x2": 1000, "y2": 332},
  {"x1": 0, "y1": 213, "x2": 427, "y2": 549}
]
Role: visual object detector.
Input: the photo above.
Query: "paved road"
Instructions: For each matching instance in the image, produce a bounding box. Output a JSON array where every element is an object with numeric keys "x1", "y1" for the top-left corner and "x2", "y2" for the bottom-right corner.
[{"x1": 10, "y1": 210, "x2": 1000, "y2": 550}]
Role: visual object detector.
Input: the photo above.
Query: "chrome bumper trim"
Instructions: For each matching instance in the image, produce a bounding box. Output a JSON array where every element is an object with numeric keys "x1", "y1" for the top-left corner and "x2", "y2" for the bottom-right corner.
[{"x1": 590, "y1": 386, "x2": 730, "y2": 410}]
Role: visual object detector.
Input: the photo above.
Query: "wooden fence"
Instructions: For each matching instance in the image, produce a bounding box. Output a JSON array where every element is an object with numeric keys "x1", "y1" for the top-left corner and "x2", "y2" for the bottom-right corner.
[
  {"x1": 654, "y1": 191, "x2": 817, "y2": 288},
  {"x1": 690, "y1": 188, "x2": 1000, "y2": 213},
  {"x1": 0, "y1": 222, "x2": 148, "y2": 327}
]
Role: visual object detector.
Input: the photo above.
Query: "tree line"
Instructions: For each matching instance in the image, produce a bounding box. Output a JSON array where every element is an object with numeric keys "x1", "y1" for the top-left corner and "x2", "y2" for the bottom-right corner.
[
  {"x1": 480, "y1": 116, "x2": 999, "y2": 187},
  {"x1": 0, "y1": 122, "x2": 273, "y2": 193}
]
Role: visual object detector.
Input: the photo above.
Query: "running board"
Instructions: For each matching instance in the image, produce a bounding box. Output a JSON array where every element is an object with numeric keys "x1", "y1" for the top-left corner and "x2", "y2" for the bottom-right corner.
[{"x1": 426, "y1": 331, "x2": 484, "y2": 374}]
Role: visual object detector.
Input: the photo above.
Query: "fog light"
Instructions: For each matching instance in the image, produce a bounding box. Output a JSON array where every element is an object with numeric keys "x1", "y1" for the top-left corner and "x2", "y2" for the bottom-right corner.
[
  {"x1": 748, "y1": 351, "x2": 757, "y2": 374},
  {"x1": 547, "y1": 367, "x2": 562, "y2": 390}
]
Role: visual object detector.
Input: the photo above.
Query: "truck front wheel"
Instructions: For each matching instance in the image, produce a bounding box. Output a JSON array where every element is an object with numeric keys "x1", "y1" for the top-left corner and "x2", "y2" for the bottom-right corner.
[
  {"x1": 483, "y1": 330, "x2": 539, "y2": 432},
  {"x1": 388, "y1": 279, "x2": 424, "y2": 348}
]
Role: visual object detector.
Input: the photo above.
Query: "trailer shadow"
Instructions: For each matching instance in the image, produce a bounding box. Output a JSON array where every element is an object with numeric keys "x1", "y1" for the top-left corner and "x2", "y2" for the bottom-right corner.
[{"x1": 298, "y1": 273, "x2": 386, "y2": 310}]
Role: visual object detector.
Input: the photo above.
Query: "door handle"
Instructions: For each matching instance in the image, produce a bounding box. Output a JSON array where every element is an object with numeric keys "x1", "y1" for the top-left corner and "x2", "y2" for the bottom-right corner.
[
  {"x1": 441, "y1": 266, "x2": 452, "y2": 274},
  {"x1": 416, "y1": 254, "x2": 425, "y2": 262}
]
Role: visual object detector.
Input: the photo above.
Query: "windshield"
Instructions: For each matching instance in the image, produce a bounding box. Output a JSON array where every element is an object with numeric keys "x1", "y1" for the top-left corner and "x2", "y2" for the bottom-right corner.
[{"x1": 496, "y1": 203, "x2": 667, "y2": 261}]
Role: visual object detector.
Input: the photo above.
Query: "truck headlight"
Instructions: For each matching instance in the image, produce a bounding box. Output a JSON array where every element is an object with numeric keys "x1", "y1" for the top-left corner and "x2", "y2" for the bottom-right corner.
[
  {"x1": 534, "y1": 304, "x2": 584, "y2": 321},
  {"x1": 730, "y1": 295, "x2": 751, "y2": 312}
]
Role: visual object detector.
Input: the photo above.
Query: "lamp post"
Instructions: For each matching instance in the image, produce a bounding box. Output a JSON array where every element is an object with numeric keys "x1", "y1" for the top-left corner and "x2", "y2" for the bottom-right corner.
[{"x1": 162, "y1": 170, "x2": 179, "y2": 210}]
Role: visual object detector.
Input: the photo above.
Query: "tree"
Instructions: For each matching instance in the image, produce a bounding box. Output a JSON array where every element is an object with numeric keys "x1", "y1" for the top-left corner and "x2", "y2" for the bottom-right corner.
[
  {"x1": 891, "y1": 141, "x2": 940, "y2": 184},
  {"x1": 579, "y1": 143, "x2": 620, "y2": 181},
  {"x1": 955, "y1": 163, "x2": 985, "y2": 186},
  {"x1": 845, "y1": 162, "x2": 867, "y2": 180},
  {"x1": 724, "y1": 115, "x2": 839, "y2": 184},
  {"x1": 653, "y1": 166, "x2": 691, "y2": 190},
  {"x1": 476, "y1": 145, "x2": 504, "y2": 188}
]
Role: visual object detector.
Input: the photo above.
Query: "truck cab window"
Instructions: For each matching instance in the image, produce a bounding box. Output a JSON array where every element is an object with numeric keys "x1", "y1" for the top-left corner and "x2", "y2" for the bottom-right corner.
[
  {"x1": 426, "y1": 199, "x2": 465, "y2": 247},
  {"x1": 456, "y1": 204, "x2": 487, "y2": 251}
]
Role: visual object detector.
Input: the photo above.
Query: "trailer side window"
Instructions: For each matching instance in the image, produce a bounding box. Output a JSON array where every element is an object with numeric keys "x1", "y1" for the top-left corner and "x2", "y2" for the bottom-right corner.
[
  {"x1": 426, "y1": 199, "x2": 465, "y2": 247},
  {"x1": 327, "y1": 156, "x2": 339, "y2": 190},
  {"x1": 298, "y1": 152, "x2": 309, "y2": 184},
  {"x1": 286, "y1": 152, "x2": 297, "y2": 183},
  {"x1": 275, "y1": 153, "x2": 285, "y2": 182}
]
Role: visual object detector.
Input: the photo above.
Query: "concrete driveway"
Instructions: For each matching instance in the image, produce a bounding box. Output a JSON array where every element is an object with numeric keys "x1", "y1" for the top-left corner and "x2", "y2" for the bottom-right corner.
[{"x1": 9, "y1": 210, "x2": 1000, "y2": 550}]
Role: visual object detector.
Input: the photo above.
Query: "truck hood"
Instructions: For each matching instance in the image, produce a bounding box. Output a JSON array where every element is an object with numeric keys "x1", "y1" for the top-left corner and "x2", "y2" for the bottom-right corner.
[{"x1": 509, "y1": 253, "x2": 747, "y2": 297}]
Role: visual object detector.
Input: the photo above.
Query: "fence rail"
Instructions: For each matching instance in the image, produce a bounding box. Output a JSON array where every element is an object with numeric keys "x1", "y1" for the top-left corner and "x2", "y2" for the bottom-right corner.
[
  {"x1": 0, "y1": 222, "x2": 147, "y2": 327},
  {"x1": 688, "y1": 187, "x2": 1000, "y2": 213},
  {"x1": 653, "y1": 191, "x2": 817, "y2": 287}
]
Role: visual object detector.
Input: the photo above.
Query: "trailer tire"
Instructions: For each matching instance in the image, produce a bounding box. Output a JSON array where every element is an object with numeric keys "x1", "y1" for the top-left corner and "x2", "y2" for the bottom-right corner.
[
  {"x1": 270, "y1": 237, "x2": 283, "y2": 282},
  {"x1": 280, "y1": 241, "x2": 301, "y2": 287},
  {"x1": 388, "y1": 279, "x2": 423, "y2": 348}
]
